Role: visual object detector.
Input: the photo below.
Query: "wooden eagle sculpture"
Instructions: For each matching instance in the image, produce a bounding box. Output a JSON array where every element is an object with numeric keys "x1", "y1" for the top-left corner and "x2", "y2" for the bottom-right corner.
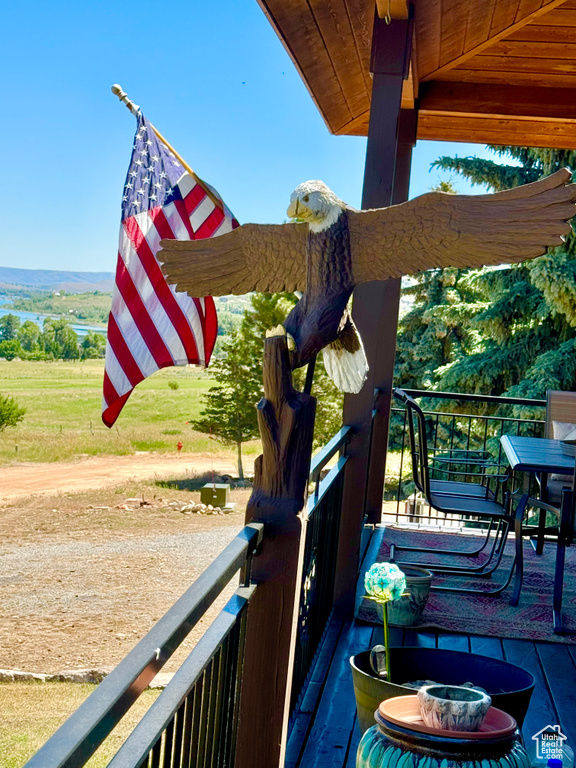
[{"x1": 158, "y1": 169, "x2": 576, "y2": 394}]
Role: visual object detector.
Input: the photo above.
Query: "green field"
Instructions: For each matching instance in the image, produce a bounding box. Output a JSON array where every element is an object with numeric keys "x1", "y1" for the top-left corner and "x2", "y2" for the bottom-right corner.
[
  {"x1": 0, "y1": 682, "x2": 160, "y2": 768},
  {"x1": 0, "y1": 360, "x2": 260, "y2": 464}
]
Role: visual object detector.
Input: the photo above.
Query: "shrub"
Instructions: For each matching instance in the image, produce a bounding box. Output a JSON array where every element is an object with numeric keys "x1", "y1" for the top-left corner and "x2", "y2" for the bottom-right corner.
[{"x1": 0, "y1": 393, "x2": 25, "y2": 432}]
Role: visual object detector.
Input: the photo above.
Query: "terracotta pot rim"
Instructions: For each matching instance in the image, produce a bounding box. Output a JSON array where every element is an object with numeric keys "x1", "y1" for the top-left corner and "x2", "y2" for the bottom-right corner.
[{"x1": 378, "y1": 695, "x2": 517, "y2": 740}]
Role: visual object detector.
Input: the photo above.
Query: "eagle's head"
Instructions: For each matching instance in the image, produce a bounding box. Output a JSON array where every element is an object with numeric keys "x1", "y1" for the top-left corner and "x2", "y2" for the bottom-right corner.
[{"x1": 287, "y1": 180, "x2": 346, "y2": 233}]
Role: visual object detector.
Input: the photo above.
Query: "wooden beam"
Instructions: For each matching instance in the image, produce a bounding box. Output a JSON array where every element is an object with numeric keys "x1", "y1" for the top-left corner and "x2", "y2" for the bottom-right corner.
[
  {"x1": 417, "y1": 112, "x2": 576, "y2": 149},
  {"x1": 422, "y1": 0, "x2": 569, "y2": 82},
  {"x1": 419, "y1": 81, "x2": 576, "y2": 122},
  {"x1": 434, "y1": 66, "x2": 576, "y2": 89},
  {"x1": 334, "y1": 10, "x2": 415, "y2": 615}
]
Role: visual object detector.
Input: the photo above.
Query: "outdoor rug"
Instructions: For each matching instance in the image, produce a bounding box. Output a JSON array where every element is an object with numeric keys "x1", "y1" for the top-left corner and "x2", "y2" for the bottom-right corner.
[{"x1": 356, "y1": 526, "x2": 576, "y2": 643}]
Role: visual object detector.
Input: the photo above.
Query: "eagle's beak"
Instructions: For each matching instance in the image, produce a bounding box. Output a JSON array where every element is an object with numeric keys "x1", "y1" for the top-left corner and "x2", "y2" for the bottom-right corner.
[{"x1": 287, "y1": 199, "x2": 299, "y2": 219}]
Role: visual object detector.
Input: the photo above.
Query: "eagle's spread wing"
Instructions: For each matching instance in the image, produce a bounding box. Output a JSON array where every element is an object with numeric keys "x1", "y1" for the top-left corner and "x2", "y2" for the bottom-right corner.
[
  {"x1": 158, "y1": 222, "x2": 308, "y2": 296},
  {"x1": 349, "y1": 169, "x2": 576, "y2": 283}
]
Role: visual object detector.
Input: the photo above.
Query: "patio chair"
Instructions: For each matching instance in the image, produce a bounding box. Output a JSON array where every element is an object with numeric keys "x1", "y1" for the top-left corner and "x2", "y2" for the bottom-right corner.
[
  {"x1": 529, "y1": 390, "x2": 576, "y2": 555},
  {"x1": 510, "y1": 489, "x2": 576, "y2": 633},
  {"x1": 394, "y1": 388, "x2": 508, "y2": 502},
  {"x1": 543, "y1": 389, "x2": 576, "y2": 503},
  {"x1": 391, "y1": 389, "x2": 524, "y2": 595}
]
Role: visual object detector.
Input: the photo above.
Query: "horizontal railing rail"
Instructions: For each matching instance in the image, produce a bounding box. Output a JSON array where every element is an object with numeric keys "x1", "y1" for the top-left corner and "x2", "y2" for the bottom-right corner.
[
  {"x1": 402, "y1": 388, "x2": 546, "y2": 408},
  {"x1": 24, "y1": 523, "x2": 264, "y2": 768},
  {"x1": 309, "y1": 425, "x2": 352, "y2": 483},
  {"x1": 388, "y1": 390, "x2": 546, "y2": 527}
]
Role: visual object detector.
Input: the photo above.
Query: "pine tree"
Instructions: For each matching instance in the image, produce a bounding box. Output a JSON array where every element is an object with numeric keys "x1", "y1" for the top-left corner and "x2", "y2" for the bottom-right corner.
[
  {"x1": 425, "y1": 148, "x2": 576, "y2": 412},
  {"x1": 193, "y1": 325, "x2": 262, "y2": 479},
  {"x1": 194, "y1": 292, "x2": 344, "y2": 476},
  {"x1": 0, "y1": 393, "x2": 25, "y2": 432},
  {"x1": 395, "y1": 182, "x2": 480, "y2": 391}
]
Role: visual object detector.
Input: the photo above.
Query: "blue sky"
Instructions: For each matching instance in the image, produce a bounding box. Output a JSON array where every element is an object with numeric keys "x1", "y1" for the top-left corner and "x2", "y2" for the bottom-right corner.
[{"x1": 0, "y1": 0, "x2": 496, "y2": 273}]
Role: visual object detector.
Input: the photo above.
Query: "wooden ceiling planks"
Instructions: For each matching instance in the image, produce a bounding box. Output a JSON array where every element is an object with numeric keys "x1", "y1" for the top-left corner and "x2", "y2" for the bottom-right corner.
[
  {"x1": 259, "y1": 0, "x2": 576, "y2": 146},
  {"x1": 419, "y1": 0, "x2": 570, "y2": 80},
  {"x1": 462, "y1": 0, "x2": 497, "y2": 54},
  {"x1": 438, "y1": 0, "x2": 470, "y2": 69},
  {"x1": 255, "y1": 0, "x2": 353, "y2": 133}
]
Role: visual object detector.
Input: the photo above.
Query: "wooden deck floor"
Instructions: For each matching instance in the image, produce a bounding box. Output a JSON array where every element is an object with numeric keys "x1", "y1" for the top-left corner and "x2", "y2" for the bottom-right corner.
[{"x1": 287, "y1": 618, "x2": 576, "y2": 768}]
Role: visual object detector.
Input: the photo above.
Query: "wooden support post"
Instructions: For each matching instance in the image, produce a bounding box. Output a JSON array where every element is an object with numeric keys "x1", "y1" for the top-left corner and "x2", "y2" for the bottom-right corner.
[
  {"x1": 334, "y1": 11, "x2": 416, "y2": 614},
  {"x1": 235, "y1": 335, "x2": 316, "y2": 768}
]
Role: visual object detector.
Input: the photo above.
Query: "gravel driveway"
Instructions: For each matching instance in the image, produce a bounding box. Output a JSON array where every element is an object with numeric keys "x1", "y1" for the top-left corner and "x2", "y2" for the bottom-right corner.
[{"x1": 0, "y1": 525, "x2": 242, "y2": 673}]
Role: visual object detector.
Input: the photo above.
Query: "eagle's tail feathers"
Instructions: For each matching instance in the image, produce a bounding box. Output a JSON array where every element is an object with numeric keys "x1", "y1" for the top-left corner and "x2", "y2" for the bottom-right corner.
[{"x1": 322, "y1": 339, "x2": 368, "y2": 394}]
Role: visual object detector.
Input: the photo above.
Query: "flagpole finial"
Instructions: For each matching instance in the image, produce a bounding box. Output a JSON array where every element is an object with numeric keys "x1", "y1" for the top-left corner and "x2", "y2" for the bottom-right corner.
[{"x1": 111, "y1": 84, "x2": 141, "y2": 117}]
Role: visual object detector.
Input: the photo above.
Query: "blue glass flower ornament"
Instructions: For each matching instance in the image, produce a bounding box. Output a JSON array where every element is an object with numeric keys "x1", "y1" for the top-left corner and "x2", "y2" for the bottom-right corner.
[{"x1": 364, "y1": 562, "x2": 407, "y2": 604}]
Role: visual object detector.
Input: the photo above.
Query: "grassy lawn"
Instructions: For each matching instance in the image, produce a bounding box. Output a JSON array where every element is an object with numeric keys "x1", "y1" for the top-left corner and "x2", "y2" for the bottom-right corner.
[
  {"x1": 0, "y1": 360, "x2": 260, "y2": 465},
  {"x1": 0, "y1": 681, "x2": 160, "y2": 768}
]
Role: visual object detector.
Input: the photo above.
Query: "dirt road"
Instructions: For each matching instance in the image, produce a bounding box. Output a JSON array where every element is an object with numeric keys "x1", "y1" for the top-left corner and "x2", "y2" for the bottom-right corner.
[{"x1": 0, "y1": 453, "x2": 243, "y2": 501}]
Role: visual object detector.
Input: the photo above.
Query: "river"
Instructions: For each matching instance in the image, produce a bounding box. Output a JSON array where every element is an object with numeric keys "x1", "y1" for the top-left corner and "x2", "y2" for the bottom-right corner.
[{"x1": 0, "y1": 297, "x2": 107, "y2": 338}]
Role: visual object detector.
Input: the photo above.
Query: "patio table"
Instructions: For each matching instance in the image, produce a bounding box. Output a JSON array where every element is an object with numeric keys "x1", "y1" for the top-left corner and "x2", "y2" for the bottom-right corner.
[
  {"x1": 500, "y1": 435, "x2": 574, "y2": 555},
  {"x1": 500, "y1": 435, "x2": 576, "y2": 477},
  {"x1": 501, "y1": 435, "x2": 576, "y2": 633}
]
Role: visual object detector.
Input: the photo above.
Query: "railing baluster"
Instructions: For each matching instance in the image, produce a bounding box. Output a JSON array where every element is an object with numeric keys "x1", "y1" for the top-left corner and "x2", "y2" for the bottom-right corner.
[
  {"x1": 209, "y1": 643, "x2": 226, "y2": 768},
  {"x1": 189, "y1": 671, "x2": 203, "y2": 768},
  {"x1": 163, "y1": 719, "x2": 175, "y2": 768},
  {"x1": 150, "y1": 736, "x2": 162, "y2": 768},
  {"x1": 180, "y1": 694, "x2": 194, "y2": 768},
  {"x1": 171, "y1": 703, "x2": 185, "y2": 768}
]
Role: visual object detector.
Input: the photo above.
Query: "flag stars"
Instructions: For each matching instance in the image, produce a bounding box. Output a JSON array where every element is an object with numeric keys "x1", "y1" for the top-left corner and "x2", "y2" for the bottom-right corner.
[
  {"x1": 129, "y1": 170, "x2": 138, "y2": 178},
  {"x1": 151, "y1": 154, "x2": 160, "y2": 161},
  {"x1": 150, "y1": 193, "x2": 158, "y2": 202},
  {"x1": 135, "y1": 159, "x2": 144, "y2": 166},
  {"x1": 146, "y1": 139, "x2": 153, "y2": 146},
  {"x1": 139, "y1": 149, "x2": 148, "y2": 156},
  {"x1": 159, "y1": 171, "x2": 167, "y2": 179}
]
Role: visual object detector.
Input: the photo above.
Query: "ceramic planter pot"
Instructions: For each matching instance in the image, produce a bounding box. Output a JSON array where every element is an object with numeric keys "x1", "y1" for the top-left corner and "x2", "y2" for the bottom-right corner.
[
  {"x1": 375, "y1": 565, "x2": 433, "y2": 627},
  {"x1": 350, "y1": 647, "x2": 534, "y2": 734},
  {"x1": 418, "y1": 684, "x2": 492, "y2": 732},
  {"x1": 357, "y1": 696, "x2": 530, "y2": 768}
]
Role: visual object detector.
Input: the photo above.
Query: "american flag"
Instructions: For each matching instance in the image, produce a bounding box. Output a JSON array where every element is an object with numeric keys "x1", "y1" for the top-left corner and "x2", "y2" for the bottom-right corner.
[{"x1": 102, "y1": 113, "x2": 237, "y2": 427}]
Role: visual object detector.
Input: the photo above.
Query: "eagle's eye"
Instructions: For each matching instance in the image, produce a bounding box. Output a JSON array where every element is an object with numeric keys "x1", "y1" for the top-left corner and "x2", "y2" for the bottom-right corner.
[{"x1": 303, "y1": 195, "x2": 310, "y2": 203}]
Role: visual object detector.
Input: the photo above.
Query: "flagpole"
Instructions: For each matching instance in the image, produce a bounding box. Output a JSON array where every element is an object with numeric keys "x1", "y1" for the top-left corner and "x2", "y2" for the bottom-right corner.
[{"x1": 111, "y1": 84, "x2": 224, "y2": 212}]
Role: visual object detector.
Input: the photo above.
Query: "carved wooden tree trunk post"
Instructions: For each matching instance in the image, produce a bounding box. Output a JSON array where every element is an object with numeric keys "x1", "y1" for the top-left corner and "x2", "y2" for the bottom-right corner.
[{"x1": 235, "y1": 332, "x2": 316, "y2": 768}]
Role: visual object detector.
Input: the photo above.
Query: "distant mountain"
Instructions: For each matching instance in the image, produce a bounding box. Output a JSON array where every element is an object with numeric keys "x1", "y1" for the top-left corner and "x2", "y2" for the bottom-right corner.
[{"x1": 0, "y1": 266, "x2": 114, "y2": 293}]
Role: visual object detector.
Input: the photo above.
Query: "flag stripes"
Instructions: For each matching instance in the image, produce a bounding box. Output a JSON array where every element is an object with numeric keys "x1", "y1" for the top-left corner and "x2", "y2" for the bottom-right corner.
[{"x1": 102, "y1": 112, "x2": 237, "y2": 427}]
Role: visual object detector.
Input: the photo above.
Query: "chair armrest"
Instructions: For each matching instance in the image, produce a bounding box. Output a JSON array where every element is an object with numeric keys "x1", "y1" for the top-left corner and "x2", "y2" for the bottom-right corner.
[
  {"x1": 430, "y1": 466, "x2": 508, "y2": 482},
  {"x1": 432, "y1": 451, "x2": 493, "y2": 468},
  {"x1": 510, "y1": 492, "x2": 561, "y2": 518}
]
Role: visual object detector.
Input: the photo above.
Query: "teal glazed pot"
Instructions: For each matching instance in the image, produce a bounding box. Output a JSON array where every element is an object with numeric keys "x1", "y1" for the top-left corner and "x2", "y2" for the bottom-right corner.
[{"x1": 357, "y1": 698, "x2": 530, "y2": 768}]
